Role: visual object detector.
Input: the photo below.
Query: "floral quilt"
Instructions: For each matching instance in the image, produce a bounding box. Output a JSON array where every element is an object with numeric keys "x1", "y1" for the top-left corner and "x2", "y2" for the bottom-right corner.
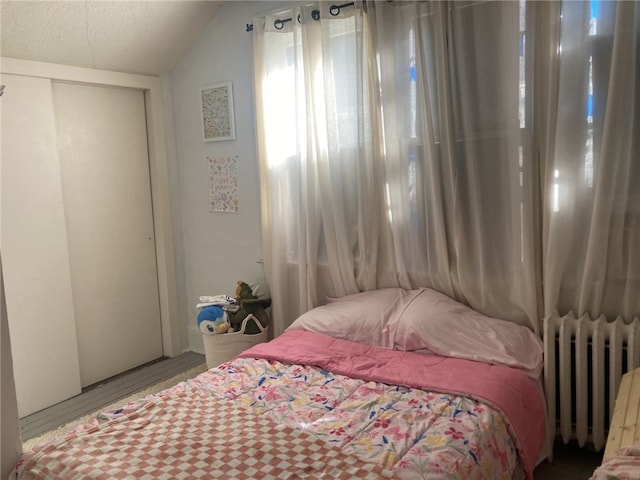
[
  {"x1": 192, "y1": 356, "x2": 521, "y2": 479},
  {"x1": 13, "y1": 331, "x2": 546, "y2": 480},
  {"x1": 14, "y1": 386, "x2": 395, "y2": 479}
]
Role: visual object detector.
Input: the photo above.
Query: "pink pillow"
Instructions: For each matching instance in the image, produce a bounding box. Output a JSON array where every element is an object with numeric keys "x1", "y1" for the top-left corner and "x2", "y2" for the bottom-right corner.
[
  {"x1": 286, "y1": 288, "x2": 421, "y2": 348},
  {"x1": 287, "y1": 287, "x2": 543, "y2": 378},
  {"x1": 390, "y1": 288, "x2": 543, "y2": 378}
]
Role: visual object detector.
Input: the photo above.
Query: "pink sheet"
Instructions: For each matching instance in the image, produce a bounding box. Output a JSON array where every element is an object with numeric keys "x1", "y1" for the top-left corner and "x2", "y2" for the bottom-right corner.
[{"x1": 239, "y1": 330, "x2": 546, "y2": 479}]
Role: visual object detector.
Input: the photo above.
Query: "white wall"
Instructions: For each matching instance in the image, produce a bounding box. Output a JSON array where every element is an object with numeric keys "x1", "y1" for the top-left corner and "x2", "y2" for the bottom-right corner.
[{"x1": 167, "y1": 2, "x2": 289, "y2": 351}]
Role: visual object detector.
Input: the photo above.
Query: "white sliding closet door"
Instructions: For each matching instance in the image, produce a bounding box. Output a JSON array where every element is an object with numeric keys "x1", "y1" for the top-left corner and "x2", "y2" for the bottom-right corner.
[
  {"x1": 1, "y1": 74, "x2": 82, "y2": 417},
  {"x1": 52, "y1": 82, "x2": 163, "y2": 387}
]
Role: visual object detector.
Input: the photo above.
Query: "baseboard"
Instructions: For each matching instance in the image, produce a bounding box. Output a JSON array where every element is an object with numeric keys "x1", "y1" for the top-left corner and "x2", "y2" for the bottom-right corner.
[{"x1": 187, "y1": 325, "x2": 205, "y2": 355}]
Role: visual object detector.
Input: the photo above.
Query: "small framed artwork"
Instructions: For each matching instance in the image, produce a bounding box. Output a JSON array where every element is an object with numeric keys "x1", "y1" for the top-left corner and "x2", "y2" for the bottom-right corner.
[{"x1": 200, "y1": 81, "x2": 236, "y2": 142}]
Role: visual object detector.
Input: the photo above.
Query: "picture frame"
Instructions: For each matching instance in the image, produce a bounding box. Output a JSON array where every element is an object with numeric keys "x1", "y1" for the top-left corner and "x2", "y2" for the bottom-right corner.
[{"x1": 200, "y1": 81, "x2": 236, "y2": 142}]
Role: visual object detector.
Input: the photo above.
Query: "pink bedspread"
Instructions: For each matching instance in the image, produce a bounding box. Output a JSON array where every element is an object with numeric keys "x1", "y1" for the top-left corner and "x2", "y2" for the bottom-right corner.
[{"x1": 239, "y1": 330, "x2": 546, "y2": 479}]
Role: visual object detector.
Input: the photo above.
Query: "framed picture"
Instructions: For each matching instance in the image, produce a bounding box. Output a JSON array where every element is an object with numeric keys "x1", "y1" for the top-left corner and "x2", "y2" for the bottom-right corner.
[{"x1": 200, "y1": 81, "x2": 236, "y2": 142}]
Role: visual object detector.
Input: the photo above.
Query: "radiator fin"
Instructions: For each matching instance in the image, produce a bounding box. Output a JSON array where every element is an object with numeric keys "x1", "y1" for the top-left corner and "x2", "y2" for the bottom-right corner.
[{"x1": 544, "y1": 310, "x2": 640, "y2": 452}]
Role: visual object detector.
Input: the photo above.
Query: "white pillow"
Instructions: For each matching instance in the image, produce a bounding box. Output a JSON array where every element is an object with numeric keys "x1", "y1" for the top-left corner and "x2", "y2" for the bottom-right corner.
[
  {"x1": 390, "y1": 288, "x2": 543, "y2": 378},
  {"x1": 286, "y1": 288, "x2": 421, "y2": 348}
]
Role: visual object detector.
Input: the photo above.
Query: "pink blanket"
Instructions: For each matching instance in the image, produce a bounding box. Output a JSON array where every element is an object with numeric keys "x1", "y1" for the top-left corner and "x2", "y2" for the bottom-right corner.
[{"x1": 239, "y1": 330, "x2": 546, "y2": 479}]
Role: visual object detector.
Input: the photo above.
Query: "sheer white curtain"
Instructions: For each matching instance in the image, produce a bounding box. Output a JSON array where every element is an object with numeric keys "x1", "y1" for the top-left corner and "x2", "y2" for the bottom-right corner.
[
  {"x1": 365, "y1": 1, "x2": 540, "y2": 330},
  {"x1": 253, "y1": 1, "x2": 540, "y2": 335},
  {"x1": 253, "y1": 4, "x2": 371, "y2": 336},
  {"x1": 542, "y1": 1, "x2": 640, "y2": 322}
]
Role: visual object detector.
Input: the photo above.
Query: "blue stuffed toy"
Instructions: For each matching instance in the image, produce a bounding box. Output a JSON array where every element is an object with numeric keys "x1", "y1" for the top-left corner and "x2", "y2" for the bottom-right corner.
[{"x1": 197, "y1": 305, "x2": 231, "y2": 335}]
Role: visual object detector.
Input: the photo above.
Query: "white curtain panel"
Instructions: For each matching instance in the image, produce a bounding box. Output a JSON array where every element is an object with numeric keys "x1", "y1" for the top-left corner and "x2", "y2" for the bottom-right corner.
[
  {"x1": 364, "y1": 1, "x2": 540, "y2": 332},
  {"x1": 253, "y1": 1, "x2": 638, "y2": 336},
  {"x1": 253, "y1": 4, "x2": 369, "y2": 335},
  {"x1": 542, "y1": 1, "x2": 640, "y2": 322}
]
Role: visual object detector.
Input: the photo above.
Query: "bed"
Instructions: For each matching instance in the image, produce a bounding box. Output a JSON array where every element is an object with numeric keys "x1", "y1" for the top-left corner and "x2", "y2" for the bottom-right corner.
[{"x1": 12, "y1": 287, "x2": 548, "y2": 480}]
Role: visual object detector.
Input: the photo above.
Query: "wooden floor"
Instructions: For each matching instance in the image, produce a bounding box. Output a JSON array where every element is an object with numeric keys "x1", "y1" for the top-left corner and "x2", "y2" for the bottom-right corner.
[{"x1": 20, "y1": 351, "x2": 205, "y2": 441}]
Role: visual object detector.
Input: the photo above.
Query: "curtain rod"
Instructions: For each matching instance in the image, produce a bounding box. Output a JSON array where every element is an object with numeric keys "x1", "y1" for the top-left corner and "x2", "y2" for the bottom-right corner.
[{"x1": 246, "y1": 2, "x2": 355, "y2": 32}]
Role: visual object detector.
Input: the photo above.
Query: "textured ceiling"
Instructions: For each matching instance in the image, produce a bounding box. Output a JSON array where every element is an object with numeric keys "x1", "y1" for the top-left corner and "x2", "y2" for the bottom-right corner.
[{"x1": 0, "y1": 1, "x2": 222, "y2": 76}]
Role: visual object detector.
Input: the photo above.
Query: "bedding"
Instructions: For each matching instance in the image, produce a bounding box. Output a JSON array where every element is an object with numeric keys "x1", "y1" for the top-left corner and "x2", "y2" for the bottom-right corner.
[
  {"x1": 13, "y1": 331, "x2": 546, "y2": 480},
  {"x1": 590, "y1": 444, "x2": 640, "y2": 479},
  {"x1": 288, "y1": 287, "x2": 544, "y2": 378},
  {"x1": 14, "y1": 389, "x2": 394, "y2": 479},
  {"x1": 13, "y1": 287, "x2": 547, "y2": 480},
  {"x1": 287, "y1": 287, "x2": 413, "y2": 347}
]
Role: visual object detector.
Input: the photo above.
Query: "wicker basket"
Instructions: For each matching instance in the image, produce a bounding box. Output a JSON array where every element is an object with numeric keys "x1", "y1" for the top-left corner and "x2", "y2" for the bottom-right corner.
[{"x1": 202, "y1": 314, "x2": 268, "y2": 368}]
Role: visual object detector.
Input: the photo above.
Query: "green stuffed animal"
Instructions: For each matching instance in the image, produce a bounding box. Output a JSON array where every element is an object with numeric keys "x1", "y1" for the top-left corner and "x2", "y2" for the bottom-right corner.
[{"x1": 228, "y1": 281, "x2": 271, "y2": 334}]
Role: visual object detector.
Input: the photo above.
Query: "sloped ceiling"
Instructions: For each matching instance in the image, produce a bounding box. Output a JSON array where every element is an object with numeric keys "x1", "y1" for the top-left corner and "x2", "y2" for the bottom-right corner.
[{"x1": 0, "y1": 1, "x2": 222, "y2": 76}]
